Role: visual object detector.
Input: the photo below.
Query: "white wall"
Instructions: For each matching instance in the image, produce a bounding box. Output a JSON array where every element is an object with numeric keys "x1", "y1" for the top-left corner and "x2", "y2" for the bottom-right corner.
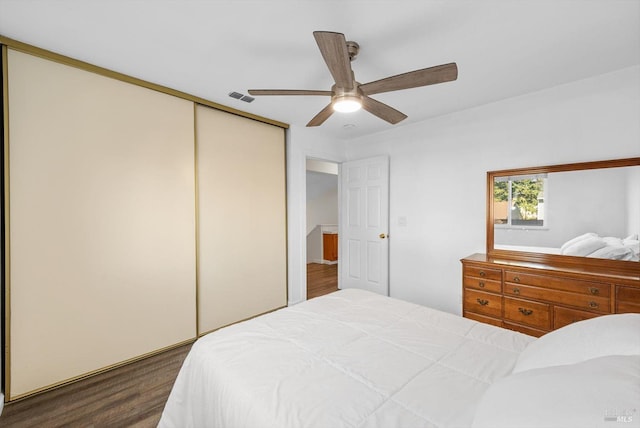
[
  {"x1": 306, "y1": 167, "x2": 339, "y2": 265},
  {"x1": 306, "y1": 226, "x2": 323, "y2": 264},
  {"x1": 344, "y1": 66, "x2": 640, "y2": 315},
  {"x1": 627, "y1": 167, "x2": 640, "y2": 237},
  {"x1": 306, "y1": 171, "x2": 338, "y2": 236}
]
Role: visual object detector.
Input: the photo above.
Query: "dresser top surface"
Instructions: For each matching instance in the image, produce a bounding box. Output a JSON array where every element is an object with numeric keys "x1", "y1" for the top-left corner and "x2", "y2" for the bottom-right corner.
[{"x1": 462, "y1": 253, "x2": 640, "y2": 283}]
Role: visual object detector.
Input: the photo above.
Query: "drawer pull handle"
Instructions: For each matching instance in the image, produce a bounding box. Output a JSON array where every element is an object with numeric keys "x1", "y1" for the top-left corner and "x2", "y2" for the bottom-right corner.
[
  {"x1": 477, "y1": 299, "x2": 489, "y2": 306},
  {"x1": 479, "y1": 271, "x2": 486, "y2": 277},
  {"x1": 478, "y1": 281, "x2": 485, "y2": 288},
  {"x1": 513, "y1": 276, "x2": 521, "y2": 283},
  {"x1": 513, "y1": 287, "x2": 521, "y2": 295},
  {"x1": 518, "y1": 307, "x2": 533, "y2": 316},
  {"x1": 589, "y1": 301, "x2": 599, "y2": 309},
  {"x1": 588, "y1": 287, "x2": 599, "y2": 295}
]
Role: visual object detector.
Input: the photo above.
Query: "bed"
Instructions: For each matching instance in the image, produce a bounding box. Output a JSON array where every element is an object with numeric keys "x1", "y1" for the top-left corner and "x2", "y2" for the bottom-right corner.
[
  {"x1": 159, "y1": 289, "x2": 640, "y2": 428},
  {"x1": 495, "y1": 232, "x2": 640, "y2": 261}
]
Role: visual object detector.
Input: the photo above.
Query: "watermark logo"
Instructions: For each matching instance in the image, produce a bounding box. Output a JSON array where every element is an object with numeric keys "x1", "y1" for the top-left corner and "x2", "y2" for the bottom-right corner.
[{"x1": 604, "y1": 408, "x2": 636, "y2": 423}]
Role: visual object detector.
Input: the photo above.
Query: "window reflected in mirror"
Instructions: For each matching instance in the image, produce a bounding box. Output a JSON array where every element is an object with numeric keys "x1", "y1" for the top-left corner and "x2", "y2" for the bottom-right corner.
[{"x1": 494, "y1": 175, "x2": 546, "y2": 228}]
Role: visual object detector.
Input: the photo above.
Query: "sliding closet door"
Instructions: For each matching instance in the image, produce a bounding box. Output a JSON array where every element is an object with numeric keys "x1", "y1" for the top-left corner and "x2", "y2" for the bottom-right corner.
[
  {"x1": 196, "y1": 105, "x2": 286, "y2": 334},
  {"x1": 6, "y1": 49, "x2": 196, "y2": 399}
]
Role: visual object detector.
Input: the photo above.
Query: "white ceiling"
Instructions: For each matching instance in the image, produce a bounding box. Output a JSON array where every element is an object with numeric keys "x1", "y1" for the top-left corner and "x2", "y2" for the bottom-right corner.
[{"x1": 1, "y1": 0, "x2": 639, "y2": 140}]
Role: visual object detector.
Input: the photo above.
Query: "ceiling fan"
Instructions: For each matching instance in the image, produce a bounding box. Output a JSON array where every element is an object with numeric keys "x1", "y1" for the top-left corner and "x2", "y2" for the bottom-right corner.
[{"x1": 248, "y1": 31, "x2": 458, "y2": 127}]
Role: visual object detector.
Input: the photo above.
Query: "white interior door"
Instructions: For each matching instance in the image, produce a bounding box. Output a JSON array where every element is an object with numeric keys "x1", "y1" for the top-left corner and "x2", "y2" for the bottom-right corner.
[{"x1": 339, "y1": 156, "x2": 389, "y2": 295}]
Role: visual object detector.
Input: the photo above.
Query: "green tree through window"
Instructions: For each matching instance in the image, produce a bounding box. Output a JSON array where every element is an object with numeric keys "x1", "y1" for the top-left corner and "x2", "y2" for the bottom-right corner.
[{"x1": 494, "y1": 176, "x2": 545, "y2": 227}]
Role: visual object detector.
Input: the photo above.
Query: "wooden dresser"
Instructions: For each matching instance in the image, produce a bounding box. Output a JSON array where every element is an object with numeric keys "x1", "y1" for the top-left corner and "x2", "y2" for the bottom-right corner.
[{"x1": 461, "y1": 253, "x2": 640, "y2": 337}]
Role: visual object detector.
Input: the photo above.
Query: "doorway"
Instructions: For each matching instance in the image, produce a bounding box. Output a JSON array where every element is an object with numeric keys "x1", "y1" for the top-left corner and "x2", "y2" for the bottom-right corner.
[{"x1": 305, "y1": 159, "x2": 339, "y2": 299}]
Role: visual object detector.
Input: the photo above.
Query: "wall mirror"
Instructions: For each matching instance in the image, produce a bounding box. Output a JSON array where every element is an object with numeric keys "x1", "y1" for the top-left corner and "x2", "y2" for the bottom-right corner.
[{"x1": 487, "y1": 157, "x2": 640, "y2": 275}]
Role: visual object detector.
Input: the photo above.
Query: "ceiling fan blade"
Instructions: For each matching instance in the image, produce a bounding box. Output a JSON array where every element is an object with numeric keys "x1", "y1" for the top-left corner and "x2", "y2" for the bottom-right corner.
[
  {"x1": 313, "y1": 31, "x2": 354, "y2": 89},
  {"x1": 360, "y1": 63, "x2": 458, "y2": 95},
  {"x1": 306, "y1": 104, "x2": 334, "y2": 127},
  {"x1": 248, "y1": 89, "x2": 332, "y2": 96},
  {"x1": 361, "y1": 96, "x2": 407, "y2": 125}
]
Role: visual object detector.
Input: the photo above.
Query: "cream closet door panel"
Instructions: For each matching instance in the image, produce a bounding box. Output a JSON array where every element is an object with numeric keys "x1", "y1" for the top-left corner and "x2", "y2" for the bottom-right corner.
[
  {"x1": 196, "y1": 105, "x2": 286, "y2": 333},
  {"x1": 7, "y1": 50, "x2": 196, "y2": 399}
]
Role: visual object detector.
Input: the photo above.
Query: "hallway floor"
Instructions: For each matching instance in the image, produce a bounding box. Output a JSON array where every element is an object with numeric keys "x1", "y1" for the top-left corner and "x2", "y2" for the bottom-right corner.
[{"x1": 307, "y1": 263, "x2": 338, "y2": 299}]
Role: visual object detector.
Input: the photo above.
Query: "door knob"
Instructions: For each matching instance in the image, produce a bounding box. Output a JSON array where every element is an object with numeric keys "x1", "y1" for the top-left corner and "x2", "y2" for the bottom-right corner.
[{"x1": 379, "y1": 233, "x2": 387, "y2": 239}]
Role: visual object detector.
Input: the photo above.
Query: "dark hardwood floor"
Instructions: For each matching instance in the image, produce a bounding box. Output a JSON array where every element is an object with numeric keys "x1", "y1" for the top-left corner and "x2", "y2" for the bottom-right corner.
[
  {"x1": 0, "y1": 342, "x2": 192, "y2": 427},
  {"x1": 307, "y1": 262, "x2": 339, "y2": 299},
  {"x1": 0, "y1": 268, "x2": 336, "y2": 426}
]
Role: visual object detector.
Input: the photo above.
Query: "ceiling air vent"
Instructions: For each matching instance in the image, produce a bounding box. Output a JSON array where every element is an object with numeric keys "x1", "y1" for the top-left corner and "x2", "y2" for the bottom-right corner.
[{"x1": 228, "y1": 92, "x2": 255, "y2": 103}]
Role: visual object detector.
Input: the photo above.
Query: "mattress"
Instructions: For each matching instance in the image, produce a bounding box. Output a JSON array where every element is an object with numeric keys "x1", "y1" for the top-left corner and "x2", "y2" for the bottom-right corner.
[{"x1": 159, "y1": 289, "x2": 534, "y2": 428}]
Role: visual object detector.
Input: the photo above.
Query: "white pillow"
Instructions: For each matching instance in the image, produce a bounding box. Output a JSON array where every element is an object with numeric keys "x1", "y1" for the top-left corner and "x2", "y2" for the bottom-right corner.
[
  {"x1": 623, "y1": 239, "x2": 640, "y2": 257},
  {"x1": 560, "y1": 232, "x2": 597, "y2": 252},
  {"x1": 513, "y1": 313, "x2": 640, "y2": 374},
  {"x1": 561, "y1": 235, "x2": 607, "y2": 256},
  {"x1": 472, "y1": 355, "x2": 640, "y2": 428},
  {"x1": 588, "y1": 245, "x2": 635, "y2": 260},
  {"x1": 603, "y1": 236, "x2": 624, "y2": 246}
]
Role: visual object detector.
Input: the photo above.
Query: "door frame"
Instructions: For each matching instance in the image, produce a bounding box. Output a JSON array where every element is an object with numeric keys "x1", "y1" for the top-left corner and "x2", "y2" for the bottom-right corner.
[
  {"x1": 302, "y1": 156, "x2": 342, "y2": 300},
  {"x1": 285, "y1": 130, "x2": 347, "y2": 306}
]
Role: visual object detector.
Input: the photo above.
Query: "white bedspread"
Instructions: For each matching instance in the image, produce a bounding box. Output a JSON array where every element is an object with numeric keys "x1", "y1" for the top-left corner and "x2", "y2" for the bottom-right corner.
[{"x1": 159, "y1": 289, "x2": 533, "y2": 428}]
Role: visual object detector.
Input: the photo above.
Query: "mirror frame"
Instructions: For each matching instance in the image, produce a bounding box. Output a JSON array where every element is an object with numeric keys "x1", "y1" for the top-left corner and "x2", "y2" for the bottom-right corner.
[{"x1": 487, "y1": 157, "x2": 640, "y2": 275}]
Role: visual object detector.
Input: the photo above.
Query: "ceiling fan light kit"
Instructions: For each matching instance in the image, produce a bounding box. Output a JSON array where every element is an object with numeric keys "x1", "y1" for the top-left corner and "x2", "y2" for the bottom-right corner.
[
  {"x1": 248, "y1": 31, "x2": 458, "y2": 127},
  {"x1": 333, "y1": 95, "x2": 362, "y2": 113}
]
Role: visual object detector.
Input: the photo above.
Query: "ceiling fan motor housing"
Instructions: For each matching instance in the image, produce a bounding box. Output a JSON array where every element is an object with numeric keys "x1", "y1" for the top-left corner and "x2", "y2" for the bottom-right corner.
[{"x1": 331, "y1": 82, "x2": 363, "y2": 101}]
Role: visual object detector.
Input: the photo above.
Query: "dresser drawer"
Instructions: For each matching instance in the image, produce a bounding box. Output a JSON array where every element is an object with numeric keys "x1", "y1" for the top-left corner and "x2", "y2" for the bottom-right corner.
[
  {"x1": 503, "y1": 282, "x2": 610, "y2": 313},
  {"x1": 464, "y1": 265, "x2": 502, "y2": 281},
  {"x1": 553, "y1": 306, "x2": 599, "y2": 329},
  {"x1": 503, "y1": 321, "x2": 547, "y2": 338},
  {"x1": 504, "y1": 297, "x2": 550, "y2": 330},
  {"x1": 463, "y1": 275, "x2": 501, "y2": 293},
  {"x1": 616, "y1": 286, "x2": 640, "y2": 313},
  {"x1": 504, "y1": 271, "x2": 610, "y2": 297},
  {"x1": 464, "y1": 311, "x2": 503, "y2": 328},
  {"x1": 464, "y1": 289, "x2": 502, "y2": 318}
]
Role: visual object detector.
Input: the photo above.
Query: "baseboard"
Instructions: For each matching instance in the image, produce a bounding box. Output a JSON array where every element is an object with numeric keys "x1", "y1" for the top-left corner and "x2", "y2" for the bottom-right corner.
[{"x1": 307, "y1": 259, "x2": 338, "y2": 265}]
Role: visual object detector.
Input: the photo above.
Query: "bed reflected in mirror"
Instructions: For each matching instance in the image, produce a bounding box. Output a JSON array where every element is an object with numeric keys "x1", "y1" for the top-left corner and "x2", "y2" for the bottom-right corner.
[{"x1": 487, "y1": 158, "x2": 640, "y2": 273}]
